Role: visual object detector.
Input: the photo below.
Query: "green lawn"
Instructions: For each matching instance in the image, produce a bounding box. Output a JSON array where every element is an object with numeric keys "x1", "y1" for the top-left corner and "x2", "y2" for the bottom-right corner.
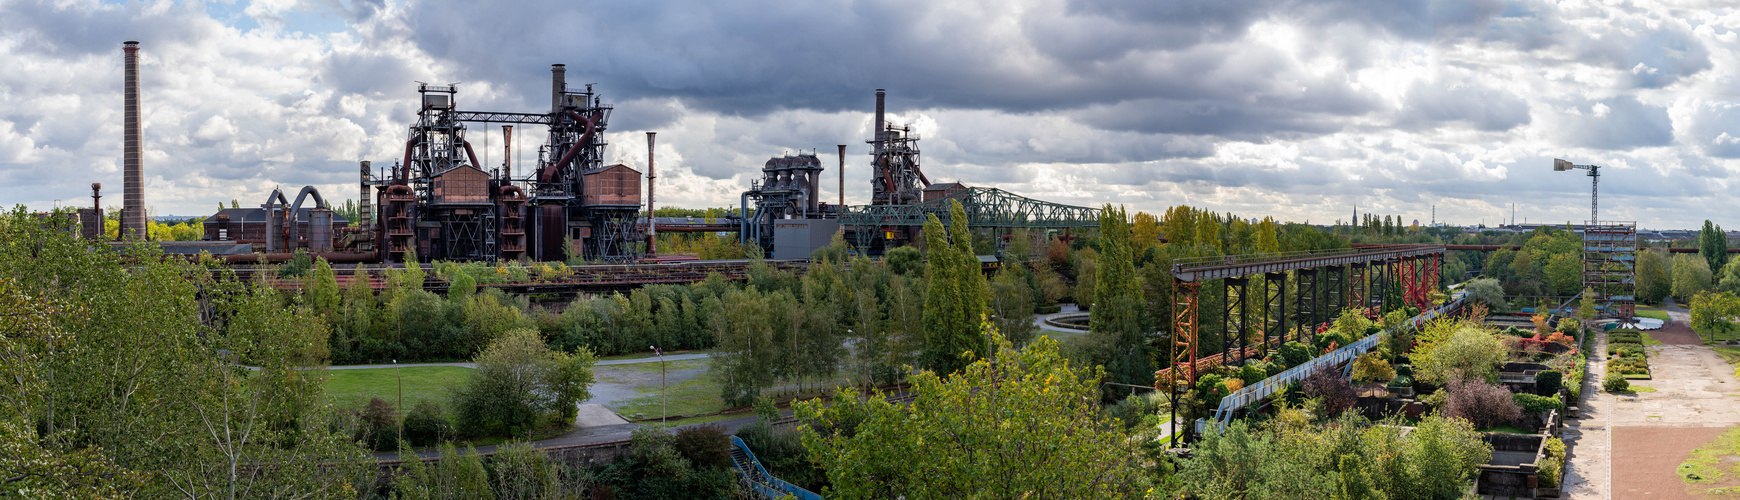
[
  {"x1": 1636, "y1": 309, "x2": 1671, "y2": 322},
  {"x1": 1479, "y1": 425, "x2": 1529, "y2": 434},
  {"x1": 325, "y1": 366, "x2": 472, "y2": 411}
]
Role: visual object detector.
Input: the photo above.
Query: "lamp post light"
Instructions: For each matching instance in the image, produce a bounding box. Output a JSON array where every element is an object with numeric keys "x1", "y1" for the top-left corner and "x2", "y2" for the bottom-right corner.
[{"x1": 651, "y1": 346, "x2": 666, "y2": 426}]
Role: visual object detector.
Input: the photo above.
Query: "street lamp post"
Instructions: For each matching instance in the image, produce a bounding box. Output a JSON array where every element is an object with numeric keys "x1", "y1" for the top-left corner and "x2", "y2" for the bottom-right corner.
[{"x1": 651, "y1": 346, "x2": 666, "y2": 426}]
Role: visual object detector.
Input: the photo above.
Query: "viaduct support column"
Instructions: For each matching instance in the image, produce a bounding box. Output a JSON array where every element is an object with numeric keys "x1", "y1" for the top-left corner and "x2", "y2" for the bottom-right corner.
[
  {"x1": 1224, "y1": 277, "x2": 1248, "y2": 365},
  {"x1": 1297, "y1": 269, "x2": 1318, "y2": 341},
  {"x1": 1265, "y1": 272, "x2": 1286, "y2": 356}
]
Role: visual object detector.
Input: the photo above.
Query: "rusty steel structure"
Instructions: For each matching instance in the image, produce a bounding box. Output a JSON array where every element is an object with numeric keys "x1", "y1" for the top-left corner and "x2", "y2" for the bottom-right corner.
[
  {"x1": 1159, "y1": 246, "x2": 1446, "y2": 440},
  {"x1": 365, "y1": 64, "x2": 642, "y2": 263}
]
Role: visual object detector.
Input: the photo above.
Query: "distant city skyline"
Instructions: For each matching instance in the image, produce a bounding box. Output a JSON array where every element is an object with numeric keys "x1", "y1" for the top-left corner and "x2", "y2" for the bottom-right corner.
[{"x1": 1, "y1": 0, "x2": 1736, "y2": 229}]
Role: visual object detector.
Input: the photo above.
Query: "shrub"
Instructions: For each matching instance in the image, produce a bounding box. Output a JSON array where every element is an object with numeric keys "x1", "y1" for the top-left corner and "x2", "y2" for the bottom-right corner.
[
  {"x1": 1278, "y1": 342, "x2": 1313, "y2": 368},
  {"x1": 1512, "y1": 393, "x2": 1564, "y2": 414},
  {"x1": 1394, "y1": 364, "x2": 1413, "y2": 378},
  {"x1": 1534, "y1": 370, "x2": 1563, "y2": 395},
  {"x1": 402, "y1": 399, "x2": 453, "y2": 447},
  {"x1": 1236, "y1": 364, "x2": 1266, "y2": 385},
  {"x1": 1603, "y1": 374, "x2": 1630, "y2": 393},
  {"x1": 1414, "y1": 325, "x2": 1506, "y2": 384},
  {"x1": 1303, "y1": 366, "x2": 1356, "y2": 418},
  {"x1": 358, "y1": 398, "x2": 400, "y2": 452},
  {"x1": 673, "y1": 424, "x2": 733, "y2": 470},
  {"x1": 1352, "y1": 352, "x2": 1395, "y2": 383},
  {"x1": 1539, "y1": 437, "x2": 1566, "y2": 487},
  {"x1": 453, "y1": 329, "x2": 597, "y2": 438},
  {"x1": 1440, "y1": 378, "x2": 1521, "y2": 429}
]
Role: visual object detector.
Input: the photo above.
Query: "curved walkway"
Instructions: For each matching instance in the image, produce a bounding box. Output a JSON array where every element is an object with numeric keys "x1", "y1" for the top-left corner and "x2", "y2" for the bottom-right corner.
[{"x1": 328, "y1": 352, "x2": 713, "y2": 370}]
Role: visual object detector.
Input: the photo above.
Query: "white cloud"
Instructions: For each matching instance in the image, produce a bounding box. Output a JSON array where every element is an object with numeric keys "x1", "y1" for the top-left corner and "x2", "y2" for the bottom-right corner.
[{"x1": 0, "y1": 0, "x2": 1734, "y2": 228}]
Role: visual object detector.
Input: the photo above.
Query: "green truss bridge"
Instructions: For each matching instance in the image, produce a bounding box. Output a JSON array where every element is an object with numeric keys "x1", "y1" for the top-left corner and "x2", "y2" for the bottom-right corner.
[{"x1": 839, "y1": 186, "x2": 1101, "y2": 250}]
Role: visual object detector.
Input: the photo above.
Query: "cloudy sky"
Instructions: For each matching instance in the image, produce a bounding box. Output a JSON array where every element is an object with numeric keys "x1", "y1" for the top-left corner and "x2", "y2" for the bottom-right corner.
[{"x1": 1, "y1": 0, "x2": 1736, "y2": 228}]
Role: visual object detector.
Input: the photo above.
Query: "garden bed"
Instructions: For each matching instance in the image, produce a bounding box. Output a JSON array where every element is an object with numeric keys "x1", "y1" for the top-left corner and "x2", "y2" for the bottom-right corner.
[{"x1": 1606, "y1": 329, "x2": 1652, "y2": 382}]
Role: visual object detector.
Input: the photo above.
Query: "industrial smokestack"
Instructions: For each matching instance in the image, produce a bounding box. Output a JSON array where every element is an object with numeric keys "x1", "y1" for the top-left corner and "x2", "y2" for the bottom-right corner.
[
  {"x1": 837, "y1": 144, "x2": 846, "y2": 211},
  {"x1": 359, "y1": 161, "x2": 372, "y2": 231},
  {"x1": 551, "y1": 64, "x2": 566, "y2": 113},
  {"x1": 122, "y1": 41, "x2": 145, "y2": 240},
  {"x1": 646, "y1": 131, "x2": 656, "y2": 255},
  {"x1": 502, "y1": 125, "x2": 513, "y2": 183},
  {"x1": 873, "y1": 89, "x2": 886, "y2": 154}
]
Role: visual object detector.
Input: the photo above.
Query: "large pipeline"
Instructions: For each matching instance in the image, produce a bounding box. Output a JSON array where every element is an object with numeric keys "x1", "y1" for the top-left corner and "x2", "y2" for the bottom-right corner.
[
  {"x1": 462, "y1": 139, "x2": 483, "y2": 171},
  {"x1": 399, "y1": 137, "x2": 421, "y2": 181},
  {"x1": 219, "y1": 251, "x2": 378, "y2": 264},
  {"x1": 540, "y1": 111, "x2": 597, "y2": 183}
]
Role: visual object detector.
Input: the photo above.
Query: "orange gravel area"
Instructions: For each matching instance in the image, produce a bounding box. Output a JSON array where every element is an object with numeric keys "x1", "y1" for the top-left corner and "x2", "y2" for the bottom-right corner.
[{"x1": 1612, "y1": 426, "x2": 1730, "y2": 499}]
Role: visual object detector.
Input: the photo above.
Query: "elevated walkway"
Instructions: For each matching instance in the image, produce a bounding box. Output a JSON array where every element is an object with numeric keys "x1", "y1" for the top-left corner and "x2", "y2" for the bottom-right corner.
[{"x1": 1197, "y1": 292, "x2": 1468, "y2": 434}]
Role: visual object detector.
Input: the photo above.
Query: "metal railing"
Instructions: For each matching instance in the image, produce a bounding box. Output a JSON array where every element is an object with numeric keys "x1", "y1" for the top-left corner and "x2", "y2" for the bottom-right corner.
[{"x1": 731, "y1": 436, "x2": 823, "y2": 500}]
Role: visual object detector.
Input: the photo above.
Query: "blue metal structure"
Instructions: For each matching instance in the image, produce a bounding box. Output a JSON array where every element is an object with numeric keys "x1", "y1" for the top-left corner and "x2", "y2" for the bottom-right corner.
[{"x1": 731, "y1": 436, "x2": 823, "y2": 500}]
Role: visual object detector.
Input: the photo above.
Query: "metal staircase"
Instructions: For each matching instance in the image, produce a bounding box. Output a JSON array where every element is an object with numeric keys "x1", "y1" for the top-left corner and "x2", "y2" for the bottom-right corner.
[{"x1": 730, "y1": 436, "x2": 822, "y2": 500}]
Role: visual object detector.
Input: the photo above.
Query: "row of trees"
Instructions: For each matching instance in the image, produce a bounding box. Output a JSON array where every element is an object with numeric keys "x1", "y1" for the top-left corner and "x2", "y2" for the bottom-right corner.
[{"x1": 0, "y1": 208, "x2": 370, "y2": 497}]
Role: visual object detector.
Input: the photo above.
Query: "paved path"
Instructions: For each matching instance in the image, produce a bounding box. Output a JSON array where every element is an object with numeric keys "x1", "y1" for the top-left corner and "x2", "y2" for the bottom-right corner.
[
  {"x1": 328, "y1": 352, "x2": 713, "y2": 370},
  {"x1": 1591, "y1": 302, "x2": 1740, "y2": 499}
]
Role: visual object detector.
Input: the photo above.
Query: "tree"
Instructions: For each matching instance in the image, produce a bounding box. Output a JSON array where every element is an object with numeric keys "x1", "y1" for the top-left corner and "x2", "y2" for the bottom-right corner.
[
  {"x1": 1672, "y1": 253, "x2": 1714, "y2": 302},
  {"x1": 1412, "y1": 323, "x2": 1506, "y2": 384},
  {"x1": 798, "y1": 327, "x2": 1143, "y2": 499},
  {"x1": 1700, "y1": 220, "x2": 1729, "y2": 273},
  {"x1": 1463, "y1": 278, "x2": 1505, "y2": 311},
  {"x1": 1130, "y1": 211, "x2": 1160, "y2": 255},
  {"x1": 1544, "y1": 253, "x2": 1582, "y2": 296},
  {"x1": 453, "y1": 328, "x2": 596, "y2": 437},
  {"x1": 920, "y1": 200, "x2": 989, "y2": 375},
  {"x1": 1689, "y1": 291, "x2": 1740, "y2": 342},
  {"x1": 1636, "y1": 249, "x2": 1672, "y2": 304},
  {"x1": 988, "y1": 267, "x2": 1037, "y2": 347}
]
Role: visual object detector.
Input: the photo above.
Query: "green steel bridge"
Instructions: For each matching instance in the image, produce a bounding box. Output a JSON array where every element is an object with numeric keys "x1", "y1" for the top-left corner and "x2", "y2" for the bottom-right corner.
[{"x1": 839, "y1": 187, "x2": 1102, "y2": 249}]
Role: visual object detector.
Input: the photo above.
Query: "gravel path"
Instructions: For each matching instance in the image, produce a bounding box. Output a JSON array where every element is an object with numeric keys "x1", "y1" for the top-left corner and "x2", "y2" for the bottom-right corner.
[{"x1": 1600, "y1": 302, "x2": 1740, "y2": 499}]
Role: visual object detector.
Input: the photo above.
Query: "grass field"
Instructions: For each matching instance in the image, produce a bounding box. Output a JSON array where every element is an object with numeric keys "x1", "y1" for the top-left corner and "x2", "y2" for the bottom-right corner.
[
  {"x1": 325, "y1": 366, "x2": 472, "y2": 411},
  {"x1": 1636, "y1": 309, "x2": 1671, "y2": 322},
  {"x1": 612, "y1": 369, "x2": 728, "y2": 421}
]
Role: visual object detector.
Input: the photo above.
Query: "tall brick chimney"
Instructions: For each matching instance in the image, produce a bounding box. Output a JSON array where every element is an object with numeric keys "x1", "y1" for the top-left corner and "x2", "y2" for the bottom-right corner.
[{"x1": 122, "y1": 41, "x2": 146, "y2": 239}]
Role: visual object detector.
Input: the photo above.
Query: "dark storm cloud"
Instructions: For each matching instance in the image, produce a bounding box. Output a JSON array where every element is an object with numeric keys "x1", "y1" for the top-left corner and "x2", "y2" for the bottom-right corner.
[{"x1": 392, "y1": 0, "x2": 1399, "y2": 137}]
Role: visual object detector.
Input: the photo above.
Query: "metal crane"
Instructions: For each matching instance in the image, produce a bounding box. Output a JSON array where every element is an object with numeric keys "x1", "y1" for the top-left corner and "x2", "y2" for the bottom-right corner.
[{"x1": 1553, "y1": 158, "x2": 1600, "y2": 224}]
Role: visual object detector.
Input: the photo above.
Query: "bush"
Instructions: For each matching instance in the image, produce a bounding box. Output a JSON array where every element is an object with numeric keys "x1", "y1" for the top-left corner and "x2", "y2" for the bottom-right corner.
[
  {"x1": 1534, "y1": 370, "x2": 1563, "y2": 395},
  {"x1": 1414, "y1": 325, "x2": 1506, "y2": 384},
  {"x1": 1512, "y1": 393, "x2": 1564, "y2": 414},
  {"x1": 1352, "y1": 352, "x2": 1395, "y2": 383},
  {"x1": 1539, "y1": 437, "x2": 1566, "y2": 488},
  {"x1": 453, "y1": 329, "x2": 597, "y2": 438},
  {"x1": 672, "y1": 424, "x2": 732, "y2": 470},
  {"x1": 1440, "y1": 378, "x2": 1521, "y2": 429},
  {"x1": 1278, "y1": 342, "x2": 1313, "y2": 368},
  {"x1": 358, "y1": 398, "x2": 400, "y2": 452},
  {"x1": 1603, "y1": 374, "x2": 1630, "y2": 393},
  {"x1": 1393, "y1": 364, "x2": 1413, "y2": 378},
  {"x1": 1236, "y1": 364, "x2": 1266, "y2": 385},
  {"x1": 402, "y1": 399, "x2": 453, "y2": 447},
  {"x1": 1303, "y1": 366, "x2": 1356, "y2": 418}
]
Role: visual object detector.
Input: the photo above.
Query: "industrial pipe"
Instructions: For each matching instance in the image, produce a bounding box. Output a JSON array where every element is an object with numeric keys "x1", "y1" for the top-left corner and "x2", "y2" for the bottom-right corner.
[
  {"x1": 502, "y1": 125, "x2": 513, "y2": 182},
  {"x1": 646, "y1": 131, "x2": 656, "y2": 255},
  {"x1": 399, "y1": 137, "x2": 421, "y2": 182},
  {"x1": 540, "y1": 111, "x2": 598, "y2": 183},
  {"x1": 461, "y1": 139, "x2": 483, "y2": 171}
]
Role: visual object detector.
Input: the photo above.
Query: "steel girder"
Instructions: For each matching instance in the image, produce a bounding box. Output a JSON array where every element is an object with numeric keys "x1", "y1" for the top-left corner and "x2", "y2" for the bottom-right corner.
[
  {"x1": 1224, "y1": 277, "x2": 1248, "y2": 366},
  {"x1": 1264, "y1": 272, "x2": 1286, "y2": 357},
  {"x1": 1350, "y1": 262, "x2": 1366, "y2": 314},
  {"x1": 839, "y1": 186, "x2": 1101, "y2": 229},
  {"x1": 1325, "y1": 265, "x2": 1344, "y2": 323},
  {"x1": 1297, "y1": 268, "x2": 1318, "y2": 341}
]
